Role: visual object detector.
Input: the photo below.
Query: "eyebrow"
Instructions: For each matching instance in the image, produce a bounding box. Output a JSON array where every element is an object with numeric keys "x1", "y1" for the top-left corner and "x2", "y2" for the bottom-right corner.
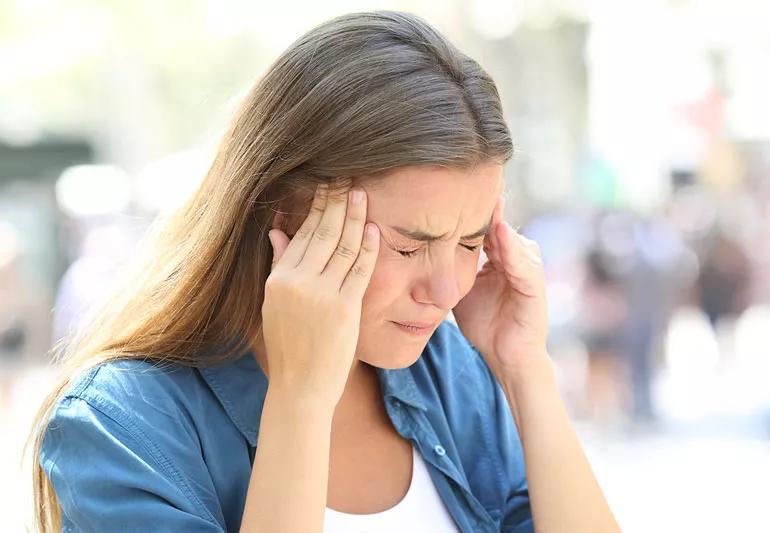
[{"x1": 390, "y1": 219, "x2": 492, "y2": 242}]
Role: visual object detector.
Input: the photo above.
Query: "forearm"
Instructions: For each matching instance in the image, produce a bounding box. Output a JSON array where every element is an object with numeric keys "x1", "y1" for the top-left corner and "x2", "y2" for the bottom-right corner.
[
  {"x1": 501, "y1": 355, "x2": 620, "y2": 533},
  {"x1": 240, "y1": 387, "x2": 334, "y2": 533}
]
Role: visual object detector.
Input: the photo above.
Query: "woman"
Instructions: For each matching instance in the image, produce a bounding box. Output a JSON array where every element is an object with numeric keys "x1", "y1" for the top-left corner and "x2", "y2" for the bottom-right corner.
[{"x1": 28, "y1": 11, "x2": 619, "y2": 533}]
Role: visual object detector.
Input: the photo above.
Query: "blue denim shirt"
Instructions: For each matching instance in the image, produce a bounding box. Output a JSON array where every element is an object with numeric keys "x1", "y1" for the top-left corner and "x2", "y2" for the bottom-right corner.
[{"x1": 41, "y1": 321, "x2": 533, "y2": 532}]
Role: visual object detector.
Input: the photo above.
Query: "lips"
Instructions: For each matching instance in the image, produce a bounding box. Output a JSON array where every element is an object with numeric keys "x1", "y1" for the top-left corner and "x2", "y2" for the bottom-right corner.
[{"x1": 394, "y1": 321, "x2": 438, "y2": 329}]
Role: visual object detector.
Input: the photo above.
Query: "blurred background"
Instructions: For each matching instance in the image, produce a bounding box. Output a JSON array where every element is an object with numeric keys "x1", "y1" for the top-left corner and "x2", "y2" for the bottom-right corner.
[{"x1": 2, "y1": 0, "x2": 769, "y2": 531}]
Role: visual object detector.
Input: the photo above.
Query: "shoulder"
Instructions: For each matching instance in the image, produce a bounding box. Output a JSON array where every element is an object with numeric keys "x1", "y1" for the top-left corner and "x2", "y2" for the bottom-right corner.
[
  {"x1": 59, "y1": 358, "x2": 213, "y2": 429},
  {"x1": 50, "y1": 357, "x2": 220, "y2": 462},
  {"x1": 41, "y1": 359, "x2": 226, "y2": 530},
  {"x1": 47, "y1": 357, "x2": 213, "y2": 468},
  {"x1": 64, "y1": 357, "x2": 204, "y2": 404}
]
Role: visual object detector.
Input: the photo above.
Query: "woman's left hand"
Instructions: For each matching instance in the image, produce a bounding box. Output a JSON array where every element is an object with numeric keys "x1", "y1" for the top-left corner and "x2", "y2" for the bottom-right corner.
[{"x1": 453, "y1": 196, "x2": 551, "y2": 385}]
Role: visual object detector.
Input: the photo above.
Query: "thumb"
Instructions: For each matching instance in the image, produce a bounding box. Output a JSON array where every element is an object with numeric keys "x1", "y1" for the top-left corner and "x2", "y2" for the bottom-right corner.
[{"x1": 268, "y1": 229, "x2": 290, "y2": 270}]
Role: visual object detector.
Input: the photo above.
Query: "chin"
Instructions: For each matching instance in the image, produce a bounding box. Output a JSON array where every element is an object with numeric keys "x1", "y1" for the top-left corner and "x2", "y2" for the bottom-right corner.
[{"x1": 356, "y1": 342, "x2": 426, "y2": 370}]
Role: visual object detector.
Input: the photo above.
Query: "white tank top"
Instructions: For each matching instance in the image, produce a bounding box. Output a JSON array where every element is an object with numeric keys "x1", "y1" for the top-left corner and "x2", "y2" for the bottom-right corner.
[{"x1": 324, "y1": 445, "x2": 459, "y2": 532}]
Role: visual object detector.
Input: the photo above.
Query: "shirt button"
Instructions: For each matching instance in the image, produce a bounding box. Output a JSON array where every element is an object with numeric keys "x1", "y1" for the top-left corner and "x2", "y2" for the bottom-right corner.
[{"x1": 433, "y1": 444, "x2": 446, "y2": 456}]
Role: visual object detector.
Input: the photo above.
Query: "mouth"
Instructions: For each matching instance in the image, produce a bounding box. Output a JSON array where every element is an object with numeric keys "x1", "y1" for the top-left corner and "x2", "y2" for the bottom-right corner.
[{"x1": 391, "y1": 321, "x2": 438, "y2": 336}]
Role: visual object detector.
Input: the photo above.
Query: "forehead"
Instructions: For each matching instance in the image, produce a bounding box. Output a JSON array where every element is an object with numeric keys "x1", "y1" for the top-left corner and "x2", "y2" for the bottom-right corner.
[{"x1": 365, "y1": 164, "x2": 503, "y2": 230}]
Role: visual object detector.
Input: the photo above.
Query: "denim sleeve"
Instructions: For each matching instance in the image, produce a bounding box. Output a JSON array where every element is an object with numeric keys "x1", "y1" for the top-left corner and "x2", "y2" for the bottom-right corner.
[
  {"x1": 484, "y1": 362, "x2": 535, "y2": 533},
  {"x1": 40, "y1": 396, "x2": 225, "y2": 533}
]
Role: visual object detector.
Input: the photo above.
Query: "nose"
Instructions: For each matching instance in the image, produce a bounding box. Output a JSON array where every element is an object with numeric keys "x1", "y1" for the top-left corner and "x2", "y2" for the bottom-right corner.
[{"x1": 412, "y1": 255, "x2": 462, "y2": 311}]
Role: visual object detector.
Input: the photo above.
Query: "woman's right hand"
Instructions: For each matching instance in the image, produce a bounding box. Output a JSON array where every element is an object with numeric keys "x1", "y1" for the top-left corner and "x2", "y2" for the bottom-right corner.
[{"x1": 261, "y1": 180, "x2": 380, "y2": 409}]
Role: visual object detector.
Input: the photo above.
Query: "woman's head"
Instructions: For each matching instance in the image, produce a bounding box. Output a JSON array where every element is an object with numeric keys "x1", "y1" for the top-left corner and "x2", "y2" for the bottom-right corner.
[
  {"x1": 30, "y1": 10, "x2": 512, "y2": 531},
  {"x1": 263, "y1": 163, "x2": 503, "y2": 372},
  {"x1": 239, "y1": 10, "x2": 513, "y2": 366},
  {"x1": 355, "y1": 163, "x2": 503, "y2": 369}
]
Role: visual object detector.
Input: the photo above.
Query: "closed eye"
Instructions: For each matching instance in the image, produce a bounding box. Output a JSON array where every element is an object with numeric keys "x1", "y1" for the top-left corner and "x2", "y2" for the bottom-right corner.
[{"x1": 397, "y1": 243, "x2": 480, "y2": 257}]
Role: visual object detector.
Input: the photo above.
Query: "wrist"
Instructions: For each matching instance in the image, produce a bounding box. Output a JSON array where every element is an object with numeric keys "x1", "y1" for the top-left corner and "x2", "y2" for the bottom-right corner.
[
  {"x1": 264, "y1": 384, "x2": 337, "y2": 423},
  {"x1": 496, "y1": 350, "x2": 557, "y2": 396}
]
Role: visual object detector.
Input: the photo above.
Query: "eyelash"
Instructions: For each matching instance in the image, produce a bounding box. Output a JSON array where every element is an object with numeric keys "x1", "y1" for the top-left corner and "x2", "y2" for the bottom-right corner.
[{"x1": 397, "y1": 244, "x2": 480, "y2": 257}]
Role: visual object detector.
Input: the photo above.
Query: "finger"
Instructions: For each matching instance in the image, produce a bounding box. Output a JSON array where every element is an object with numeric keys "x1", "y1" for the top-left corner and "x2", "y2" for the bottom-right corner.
[
  {"x1": 300, "y1": 179, "x2": 351, "y2": 273},
  {"x1": 497, "y1": 223, "x2": 544, "y2": 295},
  {"x1": 520, "y1": 235, "x2": 543, "y2": 265},
  {"x1": 271, "y1": 210, "x2": 286, "y2": 232},
  {"x1": 279, "y1": 183, "x2": 328, "y2": 268},
  {"x1": 340, "y1": 222, "x2": 380, "y2": 297},
  {"x1": 268, "y1": 229, "x2": 291, "y2": 271},
  {"x1": 484, "y1": 227, "x2": 503, "y2": 267},
  {"x1": 323, "y1": 187, "x2": 367, "y2": 286},
  {"x1": 512, "y1": 228, "x2": 543, "y2": 263},
  {"x1": 494, "y1": 194, "x2": 505, "y2": 223},
  {"x1": 484, "y1": 196, "x2": 505, "y2": 266}
]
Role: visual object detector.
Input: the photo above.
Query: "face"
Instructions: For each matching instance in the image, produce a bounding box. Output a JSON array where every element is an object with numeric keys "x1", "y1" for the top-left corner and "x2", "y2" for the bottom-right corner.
[{"x1": 356, "y1": 164, "x2": 503, "y2": 369}]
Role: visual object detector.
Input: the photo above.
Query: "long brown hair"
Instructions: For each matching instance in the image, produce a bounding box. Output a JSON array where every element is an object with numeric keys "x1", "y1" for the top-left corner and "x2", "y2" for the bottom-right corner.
[{"x1": 27, "y1": 10, "x2": 513, "y2": 532}]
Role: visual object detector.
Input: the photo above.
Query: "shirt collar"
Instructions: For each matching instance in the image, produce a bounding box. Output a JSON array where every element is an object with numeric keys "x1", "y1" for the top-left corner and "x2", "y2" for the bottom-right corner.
[
  {"x1": 198, "y1": 351, "x2": 268, "y2": 447},
  {"x1": 198, "y1": 349, "x2": 428, "y2": 447}
]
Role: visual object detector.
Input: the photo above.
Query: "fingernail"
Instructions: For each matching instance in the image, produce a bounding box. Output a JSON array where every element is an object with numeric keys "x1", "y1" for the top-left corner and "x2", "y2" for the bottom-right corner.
[
  {"x1": 350, "y1": 189, "x2": 364, "y2": 204},
  {"x1": 366, "y1": 223, "x2": 379, "y2": 238}
]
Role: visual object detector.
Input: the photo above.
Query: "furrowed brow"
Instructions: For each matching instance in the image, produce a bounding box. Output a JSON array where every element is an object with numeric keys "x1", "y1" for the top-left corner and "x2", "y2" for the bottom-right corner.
[{"x1": 391, "y1": 219, "x2": 492, "y2": 242}]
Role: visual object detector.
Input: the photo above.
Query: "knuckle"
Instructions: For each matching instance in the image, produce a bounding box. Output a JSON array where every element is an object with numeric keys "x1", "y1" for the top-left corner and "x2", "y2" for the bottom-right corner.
[
  {"x1": 264, "y1": 275, "x2": 287, "y2": 293},
  {"x1": 296, "y1": 226, "x2": 313, "y2": 240},
  {"x1": 285, "y1": 279, "x2": 309, "y2": 299},
  {"x1": 326, "y1": 192, "x2": 347, "y2": 205},
  {"x1": 351, "y1": 263, "x2": 369, "y2": 277},
  {"x1": 334, "y1": 244, "x2": 357, "y2": 260},
  {"x1": 314, "y1": 224, "x2": 335, "y2": 241}
]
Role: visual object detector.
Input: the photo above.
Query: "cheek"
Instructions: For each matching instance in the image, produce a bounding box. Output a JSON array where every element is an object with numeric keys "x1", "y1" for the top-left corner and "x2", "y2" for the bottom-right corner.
[{"x1": 361, "y1": 253, "x2": 411, "y2": 311}]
